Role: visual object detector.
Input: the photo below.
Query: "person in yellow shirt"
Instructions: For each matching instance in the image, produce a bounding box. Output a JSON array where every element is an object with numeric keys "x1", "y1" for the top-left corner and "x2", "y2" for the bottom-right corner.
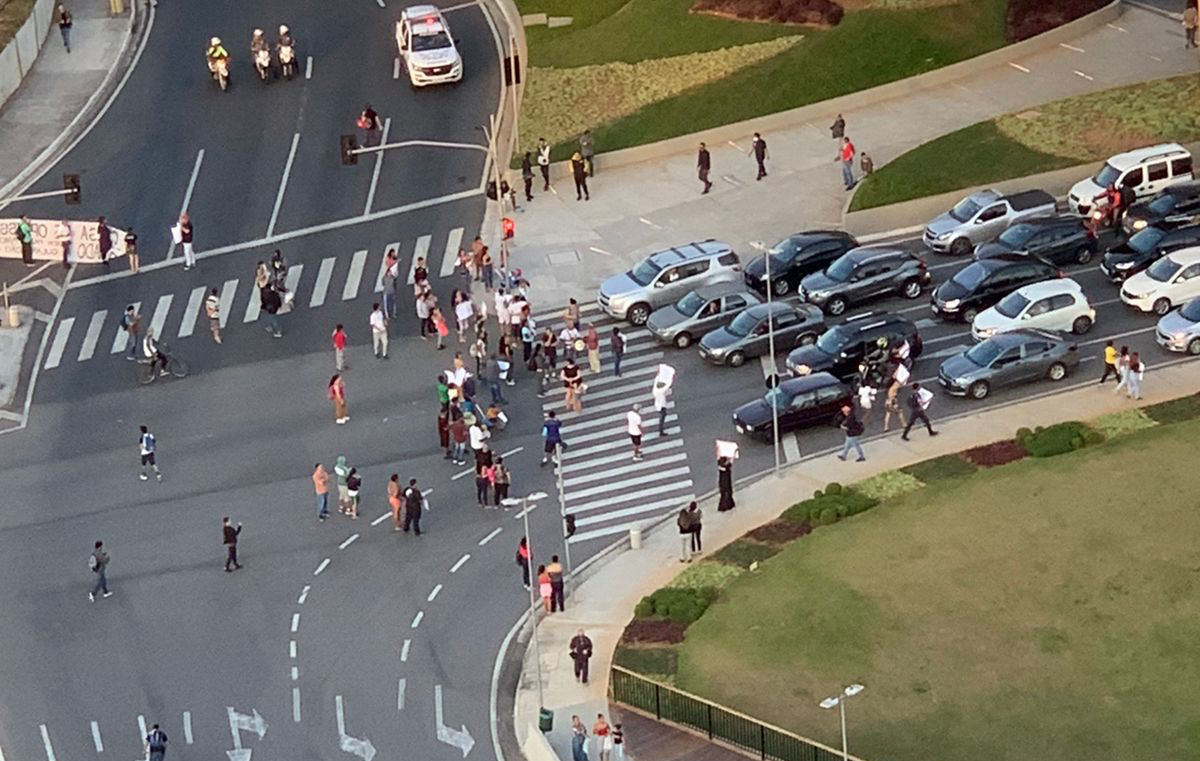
[{"x1": 1099, "y1": 340, "x2": 1118, "y2": 384}]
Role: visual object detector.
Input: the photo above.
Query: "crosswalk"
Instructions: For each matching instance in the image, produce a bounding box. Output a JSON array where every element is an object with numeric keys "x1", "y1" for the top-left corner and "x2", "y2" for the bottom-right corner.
[
  {"x1": 532, "y1": 303, "x2": 696, "y2": 545},
  {"x1": 42, "y1": 228, "x2": 466, "y2": 371}
]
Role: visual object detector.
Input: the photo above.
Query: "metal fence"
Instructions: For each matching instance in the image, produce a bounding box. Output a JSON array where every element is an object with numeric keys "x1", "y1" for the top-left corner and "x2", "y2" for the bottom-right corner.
[{"x1": 610, "y1": 666, "x2": 852, "y2": 761}]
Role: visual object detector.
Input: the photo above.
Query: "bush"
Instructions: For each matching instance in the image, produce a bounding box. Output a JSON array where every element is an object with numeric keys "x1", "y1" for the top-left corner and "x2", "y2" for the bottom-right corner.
[
  {"x1": 962, "y1": 439, "x2": 1028, "y2": 467},
  {"x1": 634, "y1": 586, "x2": 720, "y2": 623},
  {"x1": 825, "y1": 482, "x2": 843, "y2": 495},
  {"x1": 710, "y1": 539, "x2": 780, "y2": 569},
  {"x1": 1006, "y1": 0, "x2": 1108, "y2": 42},
  {"x1": 855, "y1": 470, "x2": 924, "y2": 501},
  {"x1": 614, "y1": 645, "x2": 679, "y2": 677},
  {"x1": 1015, "y1": 421, "x2": 1101, "y2": 458},
  {"x1": 667, "y1": 561, "x2": 744, "y2": 591},
  {"x1": 902, "y1": 454, "x2": 977, "y2": 483},
  {"x1": 692, "y1": 0, "x2": 845, "y2": 26},
  {"x1": 782, "y1": 490, "x2": 879, "y2": 524},
  {"x1": 1144, "y1": 394, "x2": 1200, "y2": 425},
  {"x1": 621, "y1": 618, "x2": 690, "y2": 645},
  {"x1": 816, "y1": 507, "x2": 839, "y2": 526},
  {"x1": 1092, "y1": 409, "x2": 1158, "y2": 439}
]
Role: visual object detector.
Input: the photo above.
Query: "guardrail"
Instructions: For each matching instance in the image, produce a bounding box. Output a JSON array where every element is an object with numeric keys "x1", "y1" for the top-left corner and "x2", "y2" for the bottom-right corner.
[{"x1": 609, "y1": 666, "x2": 859, "y2": 761}]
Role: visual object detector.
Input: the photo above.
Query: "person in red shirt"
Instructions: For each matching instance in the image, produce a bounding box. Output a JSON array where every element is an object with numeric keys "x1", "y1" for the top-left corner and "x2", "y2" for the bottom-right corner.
[
  {"x1": 838, "y1": 137, "x2": 856, "y2": 190},
  {"x1": 331, "y1": 324, "x2": 347, "y2": 371}
]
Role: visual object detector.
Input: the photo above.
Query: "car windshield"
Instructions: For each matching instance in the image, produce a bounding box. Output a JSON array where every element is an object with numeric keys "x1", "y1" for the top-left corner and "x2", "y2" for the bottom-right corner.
[
  {"x1": 726, "y1": 311, "x2": 759, "y2": 338},
  {"x1": 997, "y1": 224, "x2": 1035, "y2": 248},
  {"x1": 824, "y1": 255, "x2": 856, "y2": 283},
  {"x1": 949, "y1": 197, "x2": 982, "y2": 222},
  {"x1": 628, "y1": 259, "x2": 662, "y2": 286},
  {"x1": 964, "y1": 340, "x2": 1003, "y2": 367},
  {"x1": 994, "y1": 291, "x2": 1031, "y2": 319},
  {"x1": 1180, "y1": 298, "x2": 1200, "y2": 321},
  {"x1": 951, "y1": 262, "x2": 989, "y2": 290},
  {"x1": 1146, "y1": 256, "x2": 1183, "y2": 283},
  {"x1": 1093, "y1": 163, "x2": 1120, "y2": 188},
  {"x1": 1127, "y1": 227, "x2": 1166, "y2": 254},
  {"x1": 411, "y1": 31, "x2": 451, "y2": 51},
  {"x1": 767, "y1": 241, "x2": 798, "y2": 266},
  {"x1": 1148, "y1": 194, "x2": 1177, "y2": 215},
  {"x1": 763, "y1": 387, "x2": 793, "y2": 410},
  {"x1": 675, "y1": 291, "x2": 705, "y2": 316},
  {"x1": 815, "y1": 326, "x2": 849, "y2": 355}
]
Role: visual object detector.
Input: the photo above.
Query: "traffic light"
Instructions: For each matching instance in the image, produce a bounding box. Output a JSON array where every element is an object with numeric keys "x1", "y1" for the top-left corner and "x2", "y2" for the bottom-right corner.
[
  {"x1": 564, "y1": 513, "x2": 576, "y2": 538},
  {"x1": 502, "y1": 217, "x2": 514, "y2": 240},
  {"x1": 63, "y1": 174, "x2": 81, "y2": 205},
  {"x1": 340, "y1": 134, "x2": 358, "y2": 166}
]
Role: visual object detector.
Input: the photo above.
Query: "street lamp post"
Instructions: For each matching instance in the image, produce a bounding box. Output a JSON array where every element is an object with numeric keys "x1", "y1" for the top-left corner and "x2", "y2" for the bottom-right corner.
[
  {"x1": 818, "y1": 683, "x2": 865, "y2": 761},
  {"x1": 555, "y1": 442, "x2": 573, "y2": 580},
  {"x1": 501, "y1": 491, "x2": 549, "y2": 710},
  {"x1": 750, "y1": 241, "x2": 781, "y2": 475}
]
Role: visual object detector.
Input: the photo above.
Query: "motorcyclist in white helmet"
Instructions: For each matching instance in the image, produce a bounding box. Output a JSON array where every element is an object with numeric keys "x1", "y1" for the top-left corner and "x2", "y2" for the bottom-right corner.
[
  {"x1": 276, "y1": 24, "x2": 296, "y2": 78},
  {"x1": 206, "y1": 36, "x2": 229, "y2": 76}
]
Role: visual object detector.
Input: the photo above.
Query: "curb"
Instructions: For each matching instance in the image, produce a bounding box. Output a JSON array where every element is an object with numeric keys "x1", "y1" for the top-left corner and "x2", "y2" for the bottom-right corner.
[
  {"x1": 535, "y1": 0, "x2": 1122, "y2": 180},
  {"x1": 0, "y1": 0, "x2": 145, "y2": 205}
]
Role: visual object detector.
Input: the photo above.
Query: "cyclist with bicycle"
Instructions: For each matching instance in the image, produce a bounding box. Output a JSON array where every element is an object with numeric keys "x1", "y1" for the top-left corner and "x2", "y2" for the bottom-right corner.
[{"x1": 143, "y1": 328, "x2": 169, "y2": 377}]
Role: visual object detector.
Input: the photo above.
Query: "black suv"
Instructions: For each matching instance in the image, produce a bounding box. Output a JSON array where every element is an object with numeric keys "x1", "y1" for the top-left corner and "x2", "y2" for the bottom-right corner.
[
  {"x1": 743, "y1": 230, "x2": 858, "y2": 297},
  {"x1": 799, "y1": 247, "x2": 931, "y2": 316},
  {"x1": 1101, "y1": 224, "x2": 1200, "y2": 282},
  {"x1": 974, "y1": 215, "x2": 1098, "y2": 266},
  {"x1": 1122, "y1": 181, "x2": 1200, "y2": 235},
  {"x1": 931, "y1": 257, "x2": 1061, "y2": 323},
  {"x1": 785, "y1": 312, "x2": 923, "y2": 379}
]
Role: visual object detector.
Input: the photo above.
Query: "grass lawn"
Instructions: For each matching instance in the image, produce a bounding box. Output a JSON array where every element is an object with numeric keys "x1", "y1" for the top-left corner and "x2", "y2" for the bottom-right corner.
[
  {"x1": 673, "y1": 418, "x2": 1200, "y2": 761},
  {"x1": 850, "y1": 73, "x2": 1200, "y2": 210},
  {"x1": 0, "y1": 0, "x2": 37, "y2": 50},
  {"x1": 516, "y1": 0, "x2": 1009, "y2": 161}
]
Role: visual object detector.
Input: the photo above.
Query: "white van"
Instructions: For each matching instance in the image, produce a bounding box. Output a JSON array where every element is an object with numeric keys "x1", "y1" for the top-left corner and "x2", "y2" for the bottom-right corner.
[{"x1": 1068, "y1": 143, "x2": 1193, "y2": 214}]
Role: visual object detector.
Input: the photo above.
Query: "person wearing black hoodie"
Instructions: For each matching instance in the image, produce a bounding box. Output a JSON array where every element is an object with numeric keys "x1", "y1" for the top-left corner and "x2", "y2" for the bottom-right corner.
[{"x1": 835, "y1": 404, "x2": 866, "y2": 462}]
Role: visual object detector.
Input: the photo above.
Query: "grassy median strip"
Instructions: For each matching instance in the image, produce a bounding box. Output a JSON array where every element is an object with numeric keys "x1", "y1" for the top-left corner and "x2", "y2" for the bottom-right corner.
[
  {"x1": 0, "y1": 0, "x2": 37, "y2": 51},
  {"x1": 517, "y1": 0, "x2": 1009, "y2": 162},
  {"x1": 671, "y1": 416, "x2": 1200, "y2": 761},
  {"x1": 850, "y1": 73, "x2": 1200, "y2": 211}
]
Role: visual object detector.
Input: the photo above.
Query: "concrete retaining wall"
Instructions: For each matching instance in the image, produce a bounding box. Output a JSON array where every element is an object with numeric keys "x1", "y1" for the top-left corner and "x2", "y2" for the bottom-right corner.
[
  {"x1": 843, "y1": 139, "x2": 1200, "y2": 237},
  {"x1": 543, "y1": 0, "x2": 1122, "y2": 179},
  {"x1": 0, "y1": 0, "x2": 62, "y2": 111}
]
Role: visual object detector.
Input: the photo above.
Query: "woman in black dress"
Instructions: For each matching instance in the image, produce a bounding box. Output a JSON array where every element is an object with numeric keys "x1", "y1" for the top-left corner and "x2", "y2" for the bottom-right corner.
[{"x1": 717, "y1": 456, "x2": 735, "y2": 512}]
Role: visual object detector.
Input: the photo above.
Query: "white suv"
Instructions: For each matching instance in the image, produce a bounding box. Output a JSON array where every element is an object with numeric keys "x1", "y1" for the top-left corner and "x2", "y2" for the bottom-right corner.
[
  {"x1": 972, "y1": 278, "x2": 1094, "y2": 340},
  {"x1": 396, "y1": 5, "x2": 462, "y2": 87},
  {"x1": 1068, "y1": 143, "x2": 1193, "y2": 214}
]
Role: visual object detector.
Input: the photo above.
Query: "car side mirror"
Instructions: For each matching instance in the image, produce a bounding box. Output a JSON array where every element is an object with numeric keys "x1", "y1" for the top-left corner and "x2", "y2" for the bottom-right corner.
[
  {"x1": 1020, "y1": 313, "x2": 1031, "y2": 320},
  {"x1": 653, "y1": 280, "x2": 665, "y2": 288}
]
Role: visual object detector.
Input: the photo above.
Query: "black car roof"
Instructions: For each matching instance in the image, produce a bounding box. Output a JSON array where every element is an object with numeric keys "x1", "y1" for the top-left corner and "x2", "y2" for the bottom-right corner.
[
  {"x1": 1013, "y1": 214, "x2": 1087, "y2": 229},
  {"x1": 1165, "y1": 224, "x2": 1200, "y2": 240},
  {"x1": 786, "y1": 230, "x2": 856, "y2": 246},
  {"x1": 839, "y1": 312, "x2": 913, "y2": 332},
  {"x1": 1160, "y1": 181, "x2": 1200, "y2": 198},
  {"x1": 779, "y1": 372, "x2": 845, "y2": 394},
  {"x1": 844, "y1": 246, "x2": 909, "y2": 263}
]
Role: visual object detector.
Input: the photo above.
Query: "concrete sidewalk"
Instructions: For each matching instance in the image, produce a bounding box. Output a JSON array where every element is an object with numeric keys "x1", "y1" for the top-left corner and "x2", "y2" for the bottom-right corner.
[
  {"x1": 501, "y1": 4, "x2": 1193, "y2": 303},
  {"x1": 513, "y1": 359, "x2": 1200, "y2": 761},
  {"x1": 0, "y1": 0, "x2": 135, "y2": 202}
]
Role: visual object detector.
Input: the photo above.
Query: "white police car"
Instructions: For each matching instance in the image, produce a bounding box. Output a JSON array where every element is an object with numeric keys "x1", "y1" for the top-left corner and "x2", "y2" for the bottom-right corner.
[{"x1": 396, "y1": 5, "x2": 463, "y2": 87}]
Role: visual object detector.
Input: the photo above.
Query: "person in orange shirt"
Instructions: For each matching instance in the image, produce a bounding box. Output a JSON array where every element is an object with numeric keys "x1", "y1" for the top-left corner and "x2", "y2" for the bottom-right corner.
[
  {"x1": 838, "y1": 136, "x2": 856, "y2": 190},
  {"x1": 312, "y1": 463, "x2": 330, "y2": 521}
]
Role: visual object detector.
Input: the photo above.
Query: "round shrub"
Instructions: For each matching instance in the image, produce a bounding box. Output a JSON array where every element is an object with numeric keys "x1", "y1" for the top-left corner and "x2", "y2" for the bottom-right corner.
[
  {"x1": 817, "y1": 507, "x2": 839, "y2": 526},
  {"x1": 813, "y1": 489, "x2": 824, "y2": 499},
  {"x1": 1016, "y1": 426, "x2": 1033, "y2": 441},
  {"x1": 825, "y1": 482, "x2": 843, "y2": 495},
  {"x1": 1084, "y1": 430, "x2": 1106, "y2": 446}
]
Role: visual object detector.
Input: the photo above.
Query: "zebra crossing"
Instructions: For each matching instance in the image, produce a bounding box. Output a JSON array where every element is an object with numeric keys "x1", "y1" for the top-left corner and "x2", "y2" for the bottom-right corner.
[
  {"x1": 533, "y1": 304, "x2": 696, "y2": 545},
  {"x1": 41, "y1": 227, "x2": 466, "y2": 371}
]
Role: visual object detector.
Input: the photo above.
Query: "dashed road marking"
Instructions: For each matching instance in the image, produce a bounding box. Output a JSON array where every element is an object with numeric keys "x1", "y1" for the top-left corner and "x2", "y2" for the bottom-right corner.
[
  {"x1": 393, "y1": 57, "x2": 401, "y2": 79},
  {"x1": 78, "y1": 309, "x2": 106, "y2": 361},
  {"x1": 137, "y1": 715, "x2": 146, "y2": 741},
  {"x1": 450, "y1": 553, "x2": 470, "y2": 573},
  {"x1": 183, "y1": 711, "x2": 193, "y2": 744},
  {"x1": 148, "y1": 293, "x2": 173, "y2": 340},
  {"x1": 305, "y1": 56, "x2": 313, "y2": 79},
  {"x1": 410, "y1": 610, "x2": 424, "y2": 628},
  {"x1": 638, "y1": 217, "x2": 663, "y2": 230},
  {"x1": 218, "y1": 279, "x2": 237, "y2": 329},
  {"x1": 267, "y1": 132, "x2": 301, "y2": 238},
  {"x1": 291, "y1": 613, "x2": 300, "y2": 632},
  {"x1": 310, "y1": 257, "x2": 335, "y2": 308},
  {"x1": 339, "y1": 534, "x2": 359, "y2": 550},
  {"x1": 397, "y1": 678, "x2": 406, "y2": 710},
  {"x1": 298, "y1": 585, "x2": 310, "y2": 604},
  {"x1": 1007, "y1": 62, "x2": 1031, "y2": 73},
  {"x1": 1106, "y1": 22, "x2": 1126, "y2": 32},
  {"x1": 342, "y1": 250, "x2": 368, "y2": 301},
  {"x1": 292, "y1": 688, "x2": 301, "y2": 723},
  {"x1": 291, "y1": 666, "x2": 299, "y2": 681},
  {"x1": 314, "y1": 558, "x2": 331, "y2": 576},
  {"x1": 440, "y1": 227, "x2": 464, "y2": 277},
  {"x1": 400, "y1": 639, "x2": 411, "y2": 661},
  {"x1": 371, "y1": 512, "x2": 391, "y2": 526},
  {"x1": 1073, "y1": 70, "x2": 1094, "y2": 81},
  {"x1": 90, "y1": 721, "x2": 103, "y2": 752},
  {"x1": 178, "y1": 286, "x2": 205, "y2": 338},
  {"x1": 478, "y1": 527, "x2": 502, "y2": 546},
  {"x1": 290, "y1": 640, "x2": 297, "y2": 658},
  {"x1": 1059, "y1": 42, "x2": 1085, "y2": 52},
  {"x1": 427, "y1": 584, "x2": 443, "y2": 602},
  {"x1": 1149, "y1": 54, "x2": 1163, "y2": 62},
  {"x1": 588, "y1": 246, "x2": 613, "y2": 256},
  {"x1": 39, "y1": 724, "x2": 55, "y2": 761},
  {"x1": 44, "y1": 317, "x2": 73, "y2": 369}
]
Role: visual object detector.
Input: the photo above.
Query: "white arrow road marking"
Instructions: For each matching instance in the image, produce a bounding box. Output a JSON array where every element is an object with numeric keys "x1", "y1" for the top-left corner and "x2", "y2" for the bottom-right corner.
[
  {"x1": 434, "y1": 685, "x2": 475, "y2": 757},
  {"x1": 90, "y1": 721, "x2": 103, "y2": 752},
  {"x1": 226, "y1": 750, "x2": 251, "y2": 761},
  {"x1": 228, "y1": 708, "x2": 268, "y2": 741},
  {"x1": 335, "y1": 695, "x2": 377, "y2": 761}
]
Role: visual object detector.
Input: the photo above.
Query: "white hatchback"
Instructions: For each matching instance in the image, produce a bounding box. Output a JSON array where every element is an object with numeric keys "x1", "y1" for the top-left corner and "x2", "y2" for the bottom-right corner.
[
  {"x1": 396, "y1": 5, "x2": 463, "y2": 87},
  {"x1": 972, "y1": 278, "x2": 1095, "y2": 340},
  {"x1": 1121, "y1": 246, "x2": 1200, "y2": 315}
]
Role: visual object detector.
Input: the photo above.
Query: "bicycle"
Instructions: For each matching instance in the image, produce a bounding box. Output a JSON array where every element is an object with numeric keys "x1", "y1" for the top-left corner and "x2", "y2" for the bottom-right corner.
[{"x1": 135, "y1": 342, "x2": 190, "y2": 385}]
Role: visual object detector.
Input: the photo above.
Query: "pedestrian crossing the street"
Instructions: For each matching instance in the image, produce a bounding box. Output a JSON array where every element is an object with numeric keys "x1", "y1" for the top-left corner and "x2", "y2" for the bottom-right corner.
[
  {"x1": 42, "y1": 228, "x2": 466, "y2": 371},
  {"x1": 529, "y1": 304, "x2": 696, "y2": 545}
]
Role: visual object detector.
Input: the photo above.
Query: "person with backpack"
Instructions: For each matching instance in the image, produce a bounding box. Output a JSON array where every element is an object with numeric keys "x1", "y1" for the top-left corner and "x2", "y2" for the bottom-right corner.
[
  {"x1": 88, "y1": 541, "x2": 112, "y2": 602},
  {"x1": 901, "y1": 382, "x2": 939, "y2": 441},
  {"x1": 144, "y1": 724, "x2": 168, "y2": 761},
  {"x1": 676, "y1": 507, "x2": 693, "y2": 563},
  {"x1": 16, "y1": 214, "x2": 33, "y2": 266}
]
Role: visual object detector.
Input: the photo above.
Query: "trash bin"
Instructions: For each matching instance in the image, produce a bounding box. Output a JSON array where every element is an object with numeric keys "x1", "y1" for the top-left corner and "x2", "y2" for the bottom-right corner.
[
  {"x1": 538, "y1": 708, "x2": 554, "y2": 733},
  {"x1": 5, "y1": 305, "x2": 20, "y2": 328},
  {"x1": 629, "y1": 526, "x2": 642, "y2": 550}
]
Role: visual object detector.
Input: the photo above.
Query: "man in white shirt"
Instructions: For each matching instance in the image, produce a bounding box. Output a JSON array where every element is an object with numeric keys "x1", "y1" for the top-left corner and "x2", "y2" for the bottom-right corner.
[
  {"x1": 370, "y1": 302, "x2": 388, "y2": 359},
  {"x1": 652, "y1": 363, "x2": 675, "y2": 436},
  {"x1": 469, "y1": 420, "x2": 490, "y2": 465},
  {"x1": 626, "y1": 404, "x2": 643, "y2": 461},
  {"x1": 204, "y1": 287, "x2": 222, "y2": 344},
  {"x1": 559, "y1": 324, "x2": 581, "y2": 362},
  {"x1": 56, "y1": 219, "x2": 72, "y2": 269}
]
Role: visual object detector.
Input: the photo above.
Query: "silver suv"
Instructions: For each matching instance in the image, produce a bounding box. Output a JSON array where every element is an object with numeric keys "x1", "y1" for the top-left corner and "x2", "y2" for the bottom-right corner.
[{"x1": 598, "y1": 240, "x2": 742, "y2": 325}]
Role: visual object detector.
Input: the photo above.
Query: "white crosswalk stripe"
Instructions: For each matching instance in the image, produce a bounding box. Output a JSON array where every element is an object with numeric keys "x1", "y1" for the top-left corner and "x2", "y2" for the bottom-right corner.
[
  {"x1": 310, "y1": 257, "x2": 335, "y2": 308},
  {"x1": 78, "y1": 309, "x2": 106, "y2": 361},
  {"x1": 407, "y1": 235, "x2": 430, "y2": 285},
  {"x1": 342, "y1": 249, "x2": 368, "y2": 301},
  {"x1": 178, "y1": 286, "x2": 206, "y2": 338},
  {"x1": 440, "y1": 227, "x2": 464, "y2": 277},
  {"x1": 148, "y1": 294, "x2": 174, "y2": 340},
  {"x1": 218, "y1": 279, "x2": 237, "y2": 329},
  {"x1": 44, "y1": 317, "x2": 74, "y2": 369},
  {"x1": 243, "y1": 281, "x2": 261, "y2": 324}
]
